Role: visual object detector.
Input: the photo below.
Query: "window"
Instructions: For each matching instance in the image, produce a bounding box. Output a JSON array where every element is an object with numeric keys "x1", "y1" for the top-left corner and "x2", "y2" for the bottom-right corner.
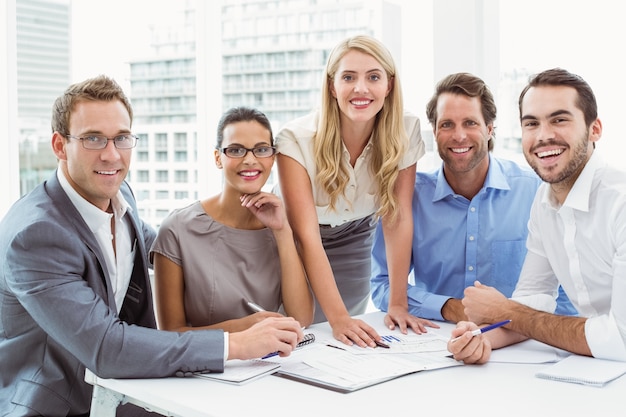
[
  {"x1": 136, "y1": 151, "x2": 149, "y2": 161},
  {"x1": 174, "y1": 170, "x2": 188, "y2": 183},
  {"x1": 174, "y1": 151, "x2": 187, "y2": 161},
  {"x1": 136, "y1": 170, "x2": 149, "y2": 183},
  {"x1": 136, "y1": 133, "x2": 148, "y2": 149},
  {"x1": 156, "y1": 151, "x2": 168, "y2": 162},
  {"x1": 7, "y1": 0, "x2": 625, "y2": 227},
  {"x1": 174, "y1": 132, "x2": 187, "y2": 149},
  {"x1": 156, "y1": 170, "x2": 169, "y2": 183},
  {"x1": 155, "y1": 133, "x2": 168, "y2": 150}
]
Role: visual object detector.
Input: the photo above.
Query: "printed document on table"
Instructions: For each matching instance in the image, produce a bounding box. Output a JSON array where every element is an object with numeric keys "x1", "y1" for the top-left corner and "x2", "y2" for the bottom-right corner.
[
  {"x1": 303, "y1": 346, "x2": 457, "y2": 381},
  {"x1": 324, "y1": 330, "x2": 450, "y2": 355},
  {"x1": 274, "y1": 344, "x2": 461, "y2": 393}
]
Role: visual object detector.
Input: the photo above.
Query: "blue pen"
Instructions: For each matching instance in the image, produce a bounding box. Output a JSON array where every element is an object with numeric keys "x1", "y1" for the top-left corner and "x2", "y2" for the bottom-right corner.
[
  {"x1": 451, "y1": 319, "x2": 511, "y2": 342},
  {"x1": 261, "y1": 333, "x2": 316, "y2": 359},
  {"x1": 262, "y1": 351, "x2": 279, "y2": 359}
]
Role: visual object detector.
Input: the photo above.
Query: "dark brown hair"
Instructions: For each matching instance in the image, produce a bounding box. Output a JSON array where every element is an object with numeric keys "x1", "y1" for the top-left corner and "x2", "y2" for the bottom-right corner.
[
  {"x1": 518, "y1": 68, "x2": 597, "y2": 127},
  {"x1": 426, "y1": 72, "x2": 497, "y2": 151}
]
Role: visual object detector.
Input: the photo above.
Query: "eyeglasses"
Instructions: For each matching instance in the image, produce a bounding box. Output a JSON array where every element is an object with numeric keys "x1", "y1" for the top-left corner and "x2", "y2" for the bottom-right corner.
[
  {"x1": 65, "y1": 134, "x2": 138, "y2": 150},
  {"x1": 218, "y1": 146, "x2": 276, "y2": 158}
]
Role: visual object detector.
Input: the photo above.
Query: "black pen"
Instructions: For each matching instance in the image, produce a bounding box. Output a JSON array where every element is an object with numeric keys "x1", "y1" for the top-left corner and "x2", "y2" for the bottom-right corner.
[
  {"x1": 326, "y1": 344, "x2": 346, "y2": 351},
  {"x1": 374, "y1": 340, "x2": 390, "y2": 349}
]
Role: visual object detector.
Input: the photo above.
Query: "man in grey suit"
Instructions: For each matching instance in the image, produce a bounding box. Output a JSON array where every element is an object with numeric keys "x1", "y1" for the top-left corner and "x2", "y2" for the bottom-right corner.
[{"x1": 0, "y1": 75, "x2": 304, "y2": 416}]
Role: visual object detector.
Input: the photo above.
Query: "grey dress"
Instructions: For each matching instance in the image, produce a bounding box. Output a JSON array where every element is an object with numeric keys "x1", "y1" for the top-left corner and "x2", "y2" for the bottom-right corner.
[{"x1": 150, "y1": 201, "x2": 282, "y2": 326}]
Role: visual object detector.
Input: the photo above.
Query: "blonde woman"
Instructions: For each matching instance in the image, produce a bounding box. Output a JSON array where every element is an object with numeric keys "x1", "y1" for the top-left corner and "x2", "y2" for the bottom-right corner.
[{"x1": 276, "y1": 35, "x2": 436, "y2": 347}]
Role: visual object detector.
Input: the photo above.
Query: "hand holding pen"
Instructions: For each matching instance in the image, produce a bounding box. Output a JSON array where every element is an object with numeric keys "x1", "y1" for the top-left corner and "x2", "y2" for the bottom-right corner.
[
  {"x1": 228, "y1": 316, "x2": 303, "y2": 361},
  {"x1": 450, "y1": 320, "x2": 510, "y2": 342},
  {"x1": 447, "y1": 320, "x2": 509, "y2": 365},
  {"x1": 246, "y1": 301, "x2": 314, "y2": 359}
]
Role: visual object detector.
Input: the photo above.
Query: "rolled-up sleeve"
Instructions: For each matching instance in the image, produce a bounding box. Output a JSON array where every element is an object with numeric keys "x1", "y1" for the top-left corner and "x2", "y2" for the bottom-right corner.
[{"x1": 400, "y1": 113, "x2": 425, "y2": 169}]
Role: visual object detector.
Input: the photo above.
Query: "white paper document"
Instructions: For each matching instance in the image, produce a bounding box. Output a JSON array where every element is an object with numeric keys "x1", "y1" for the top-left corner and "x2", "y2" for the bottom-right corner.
[
  {"x1": 304, "y1": 346, "x2": 455, "y2": 382},
  {"x1": 194, "y1": 359, "x2": 280, "y2": 385},
  {"x1": 324, "y1": 331, "x2": 450, "y2": 355},
  {"x1": 275, "y1": 344, "x2": 461, "y2": 392}
]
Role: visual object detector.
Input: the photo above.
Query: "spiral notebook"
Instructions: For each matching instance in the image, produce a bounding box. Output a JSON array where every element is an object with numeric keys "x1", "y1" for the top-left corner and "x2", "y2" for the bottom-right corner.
[{"x1": 536, "y1": 355, "x2": 626, "y2": 387}]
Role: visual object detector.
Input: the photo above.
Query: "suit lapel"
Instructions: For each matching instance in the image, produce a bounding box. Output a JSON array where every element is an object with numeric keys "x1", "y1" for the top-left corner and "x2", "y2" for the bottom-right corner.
[{"x1": 46, "y1": 172, "x2": 116, "y2": 307}]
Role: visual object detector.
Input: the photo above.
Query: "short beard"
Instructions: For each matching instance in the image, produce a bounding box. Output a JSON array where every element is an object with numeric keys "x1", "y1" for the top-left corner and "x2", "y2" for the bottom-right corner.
[{"x1": 527, "y1": 129, "x2": 590, "y2": 185}]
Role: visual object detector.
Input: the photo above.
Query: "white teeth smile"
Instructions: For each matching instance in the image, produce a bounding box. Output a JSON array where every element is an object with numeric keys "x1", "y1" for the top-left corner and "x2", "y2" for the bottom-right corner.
[
  {"x1": 240, "y1": 171, "x2": 260, "y2": 177},
  {"x1": 451, "y1": 148, "x2": 470, "y2": 153},
  {"x1": 537, "y1": 149, "x2": 563, "y2": 158},
  {"x1": 97, "y1": 170, "x2": 117, "y2": 175},
  {"x1": 351, "y1": 100, "x2": 370, "y2": 106}
]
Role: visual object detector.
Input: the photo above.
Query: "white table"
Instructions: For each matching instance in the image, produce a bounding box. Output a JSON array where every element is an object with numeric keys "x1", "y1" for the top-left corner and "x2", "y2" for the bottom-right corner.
[{"x1": 86, "y1": 312, "x2": 624, "y2": 417}]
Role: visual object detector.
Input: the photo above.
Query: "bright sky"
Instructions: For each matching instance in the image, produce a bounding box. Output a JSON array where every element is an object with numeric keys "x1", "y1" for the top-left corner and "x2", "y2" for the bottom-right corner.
[
  {"x1": 71, "y1": 0, "x2": 625, "y2": 168},
  {"x1": 71, "y1": 0, "x2": 174, "y2": 88}
]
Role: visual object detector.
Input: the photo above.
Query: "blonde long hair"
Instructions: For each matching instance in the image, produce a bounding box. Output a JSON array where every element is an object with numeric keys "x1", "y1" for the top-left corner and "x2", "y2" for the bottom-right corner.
[{"x1": 313, "y1": 35, "x2": 407, "y2": 221}]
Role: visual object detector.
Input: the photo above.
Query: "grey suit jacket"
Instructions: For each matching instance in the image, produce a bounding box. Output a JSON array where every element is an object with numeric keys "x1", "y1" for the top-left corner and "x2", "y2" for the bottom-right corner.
[{"x1": 0, "y1": 171, "x2": 224, "y2": 416}]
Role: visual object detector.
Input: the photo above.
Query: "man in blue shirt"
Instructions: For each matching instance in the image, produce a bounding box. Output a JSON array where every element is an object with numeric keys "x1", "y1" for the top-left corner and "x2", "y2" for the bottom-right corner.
[{"x1": 371, "y1": 73, "x2": 575, "y2": 331}]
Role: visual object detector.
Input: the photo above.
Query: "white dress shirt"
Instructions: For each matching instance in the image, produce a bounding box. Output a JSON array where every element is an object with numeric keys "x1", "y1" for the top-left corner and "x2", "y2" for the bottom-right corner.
[
  {"x1": 57, "y1": 170, "x2": 135, "y2": 313},
  {"x1": 58, "y1": 171, "x2": 229, "y2": 362},
  {"x1": 512, "y1": 152, "x2": 626, "y2": 360}
]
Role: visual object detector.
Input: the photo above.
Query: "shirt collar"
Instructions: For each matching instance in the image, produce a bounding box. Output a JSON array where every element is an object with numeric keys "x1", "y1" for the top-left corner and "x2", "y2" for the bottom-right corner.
[
  {"x1": 541, "y1": 151, "x2": 605, "y2": 212},
  {"x1": 340, "y1": 136, "x2": 374, "y2": 156},
  {"x1": 56, "y1": 169, "x2": 131, "y2": 234},
  {"x1": 433, "y1": 154, "x2": 508, "y2": 202}
]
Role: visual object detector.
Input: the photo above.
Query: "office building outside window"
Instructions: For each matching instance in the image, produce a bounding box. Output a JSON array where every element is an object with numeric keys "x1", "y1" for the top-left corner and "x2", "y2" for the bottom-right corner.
[{"x1": 127, "y1": 0, "x2": 401, "y2": 230}]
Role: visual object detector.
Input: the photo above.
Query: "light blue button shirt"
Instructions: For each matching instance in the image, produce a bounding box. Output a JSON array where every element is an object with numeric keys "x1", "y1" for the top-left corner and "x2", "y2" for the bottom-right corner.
[{"x1": 371, "y1": 155, "x2": 576, "y2": 321}]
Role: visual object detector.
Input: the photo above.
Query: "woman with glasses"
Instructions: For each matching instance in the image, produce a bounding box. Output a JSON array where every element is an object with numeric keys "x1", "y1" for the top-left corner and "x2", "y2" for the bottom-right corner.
[
  {"x1": 275, "y1": 35, "x2": 435, "y2": 347},
  {"x1": 151, "y1": 107, "x2": 314, "y2": 333}
]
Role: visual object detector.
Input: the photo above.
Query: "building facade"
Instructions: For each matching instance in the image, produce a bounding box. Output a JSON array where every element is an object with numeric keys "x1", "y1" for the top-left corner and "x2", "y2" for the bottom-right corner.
[
  {"x1": 128, "y1": 0, "x2": 401, "y2": 229},
  {"x1": 16, "y1": 0, "x2": 70, "y2": 194}
]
